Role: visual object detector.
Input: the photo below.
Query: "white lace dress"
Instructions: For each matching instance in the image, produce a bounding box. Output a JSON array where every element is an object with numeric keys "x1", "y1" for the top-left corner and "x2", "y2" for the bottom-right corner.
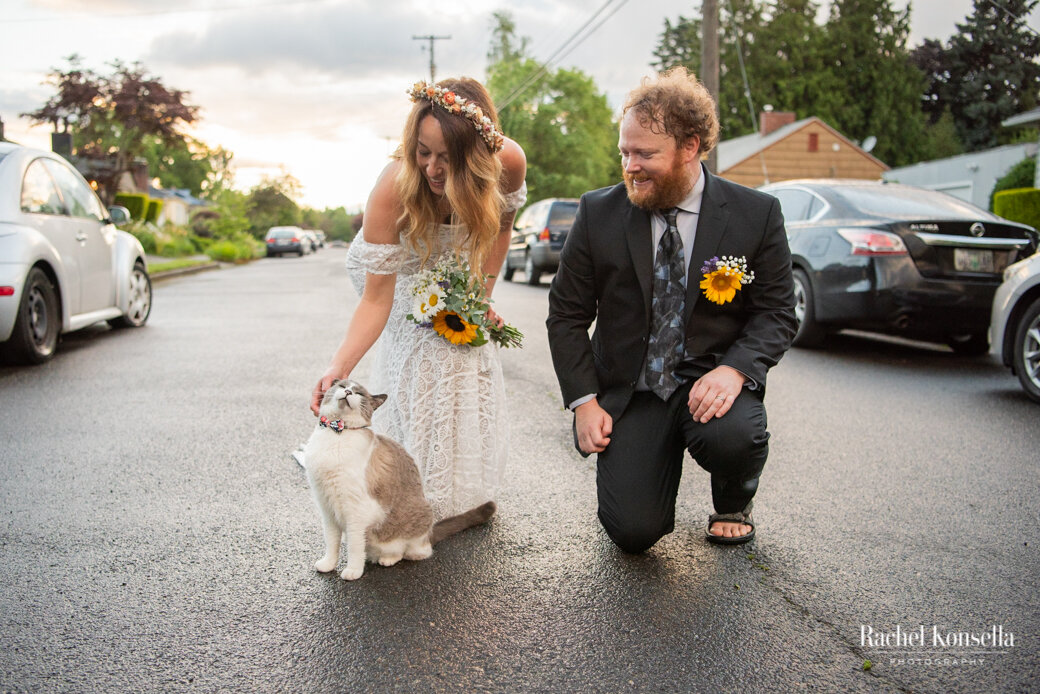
[{"x1": 344, "y1": 185, "x2": 527, "y2": 520}]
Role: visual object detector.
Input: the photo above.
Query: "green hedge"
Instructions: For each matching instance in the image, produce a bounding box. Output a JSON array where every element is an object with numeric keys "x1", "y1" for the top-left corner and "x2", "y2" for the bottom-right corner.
[
  {"x1": 114, "y1": 193, "x2": 149, "y2": 220},
  {"x1": 145, "y1": 199, "x2": 163, "y2": 224},
  {"x1": 993, "y1": 187, "x2": 1040, "y2": 233}
]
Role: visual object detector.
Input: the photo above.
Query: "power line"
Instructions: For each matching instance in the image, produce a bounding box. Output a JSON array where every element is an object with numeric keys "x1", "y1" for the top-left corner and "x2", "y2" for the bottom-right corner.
[{"x1": 496, "y1": 0, "x2": 631, "y2": 111}]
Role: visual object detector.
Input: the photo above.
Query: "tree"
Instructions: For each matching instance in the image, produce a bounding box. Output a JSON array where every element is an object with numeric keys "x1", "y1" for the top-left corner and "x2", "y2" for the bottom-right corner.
[
  {"x1": 820, "y1": 0, "x2": 932, "y2": 166},
  {"x1": 652, "y1": 0, "x2": 932, "y2": 166},
  {"x1": 23, "y1": 56, "x2": 199, "y2": 205},
  {"x1": 139, "y1": 136, "x2": 234, "y2": 199},
  {"x1": 487, "y1": 12, "x2": 619, "y2": 202},
  {"x1": 913, "y1": 0, "x2": 1040, "y2": 152},
  {"x1": 245, "y1": 174, "x2": 302, "y2": 237}
]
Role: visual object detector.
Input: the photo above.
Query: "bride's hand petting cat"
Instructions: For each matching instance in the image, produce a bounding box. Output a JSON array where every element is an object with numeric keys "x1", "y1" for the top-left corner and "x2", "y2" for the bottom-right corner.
[{"x1": 310, "y1": 370, "x2": 344, "y2": 415}]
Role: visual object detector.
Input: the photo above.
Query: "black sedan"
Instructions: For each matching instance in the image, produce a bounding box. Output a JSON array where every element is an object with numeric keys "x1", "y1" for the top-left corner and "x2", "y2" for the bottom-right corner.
[{"x1": 761, "y1": 180, "x2": 1039, "y2": 354}]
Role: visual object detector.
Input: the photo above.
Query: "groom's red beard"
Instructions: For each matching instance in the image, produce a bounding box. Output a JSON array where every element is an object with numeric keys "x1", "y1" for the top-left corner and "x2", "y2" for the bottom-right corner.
[{"x1": 623, "y1": 152, "x2": 693, "y2": 210}]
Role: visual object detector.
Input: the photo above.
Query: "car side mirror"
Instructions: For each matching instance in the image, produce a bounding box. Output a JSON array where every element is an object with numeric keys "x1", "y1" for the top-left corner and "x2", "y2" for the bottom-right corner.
[{"x1": 107, "y1": 205, "x2": 131, "y2": 226}]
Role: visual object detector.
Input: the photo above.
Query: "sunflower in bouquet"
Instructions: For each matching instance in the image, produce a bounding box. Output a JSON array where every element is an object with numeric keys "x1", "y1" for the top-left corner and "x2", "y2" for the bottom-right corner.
[{"x1": 407, "y1": 258, "x2": 523, "y2": 348}]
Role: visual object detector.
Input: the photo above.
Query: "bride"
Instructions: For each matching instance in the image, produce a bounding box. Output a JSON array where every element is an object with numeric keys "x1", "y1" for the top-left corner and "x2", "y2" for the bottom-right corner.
[{"x1": 310, "y1": 77, "x2": 527, "y2": 521}]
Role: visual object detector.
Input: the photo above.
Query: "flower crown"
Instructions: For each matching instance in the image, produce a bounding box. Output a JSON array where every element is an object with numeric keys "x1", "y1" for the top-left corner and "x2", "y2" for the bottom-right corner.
[{"x1": 408, "y1": 81, "x2": 505, "y2": 153}]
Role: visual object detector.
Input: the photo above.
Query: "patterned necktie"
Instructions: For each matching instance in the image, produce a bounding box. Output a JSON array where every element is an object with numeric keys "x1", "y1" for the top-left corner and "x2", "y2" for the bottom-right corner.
[{"x1": 645, "y1": 207, "x2": 686, "y2": 400}]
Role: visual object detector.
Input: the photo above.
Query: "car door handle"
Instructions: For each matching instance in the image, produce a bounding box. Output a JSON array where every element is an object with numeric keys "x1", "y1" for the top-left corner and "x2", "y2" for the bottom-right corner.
[{"x1": 76, "y1": 232, "x2": 88, "y2": 243}]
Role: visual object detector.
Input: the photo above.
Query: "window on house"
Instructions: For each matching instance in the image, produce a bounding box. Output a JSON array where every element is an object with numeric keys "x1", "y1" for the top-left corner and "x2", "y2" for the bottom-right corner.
[{"x1": 808, "y1": 133, "x2": 819, "y2": 152}]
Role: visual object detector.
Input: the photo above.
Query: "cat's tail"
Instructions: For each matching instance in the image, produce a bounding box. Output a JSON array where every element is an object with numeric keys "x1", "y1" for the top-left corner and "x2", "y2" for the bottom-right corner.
[{"x1": 430, "y1": 501, "x2": 497, "y2": 545}]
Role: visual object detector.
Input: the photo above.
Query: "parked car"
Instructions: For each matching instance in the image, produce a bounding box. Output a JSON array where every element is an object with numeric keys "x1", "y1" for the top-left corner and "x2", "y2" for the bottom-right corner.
[
  {"x1": 760, "y1": 179, "x2": 1039, "y2": 354},
  {"x1": 265, "y1": 226, "x2": 307, "y2": 256},
  {"x1": 503, "y1": 198, "x2": 579, "y2": 285},
  {"x1": 0, "y1": 142, "x2": 152, "y2": 365},
  {"x1": 990, "y1": 251, "x2": 1040, "y2": 402},
  {"x1": 301, "y1": 229, "x2": 321, "y2": 253}
]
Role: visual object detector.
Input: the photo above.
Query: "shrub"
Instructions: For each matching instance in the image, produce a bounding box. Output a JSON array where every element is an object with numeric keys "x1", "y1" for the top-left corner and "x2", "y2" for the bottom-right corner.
[
  {"x1": 156, "y1": 234, "x2": 197, "y2": 257},
  {"x1": 205, "y1": 236, "x2": 261, "y2": 262},
  {"x1": 990, "y1": 157, "x2": 1037, "y2": 210},
  {"x1": 127, "y1": 225, "x2": 157, "y2": 254},
  {"x1": 145, "y1": 199, "x2": 163, "y2": 224},
  {"x1": 993, "y1": 188, "x2": 1040, "y2": 233},
  {"x1": 114, "y1": 193, "x2": 149, "y2": 220}
]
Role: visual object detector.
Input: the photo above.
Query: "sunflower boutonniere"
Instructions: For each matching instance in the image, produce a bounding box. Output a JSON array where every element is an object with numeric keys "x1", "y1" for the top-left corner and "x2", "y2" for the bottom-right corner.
[{"x1": 699, "y1": 255, "x2": 755, "y2": 305}]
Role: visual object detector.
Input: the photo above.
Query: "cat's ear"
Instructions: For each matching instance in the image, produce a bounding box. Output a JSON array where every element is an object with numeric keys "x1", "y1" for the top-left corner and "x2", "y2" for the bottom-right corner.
[{"x1": 372, "y1": 394, "x2": 388, "y2": 410}]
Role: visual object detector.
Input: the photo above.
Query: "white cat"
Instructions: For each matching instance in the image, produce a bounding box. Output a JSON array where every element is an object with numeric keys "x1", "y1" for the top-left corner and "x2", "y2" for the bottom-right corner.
[{"x1": 303, "y1": 379, "x2": 495, "y2": 580}]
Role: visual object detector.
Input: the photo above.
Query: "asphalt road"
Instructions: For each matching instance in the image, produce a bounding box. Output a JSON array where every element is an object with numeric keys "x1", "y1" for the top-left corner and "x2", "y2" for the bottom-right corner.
[{"x1": 1, "y1": 247, "x2": 1037, "y2": 693}]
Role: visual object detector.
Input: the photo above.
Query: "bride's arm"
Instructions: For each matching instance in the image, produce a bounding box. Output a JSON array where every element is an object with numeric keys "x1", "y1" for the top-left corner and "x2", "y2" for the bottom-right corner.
[
  {"x1": 483, "y1": 138, "x2": 527, "y2": 301},
  {"x1": 311, "y1": 162, "x2": 403, "y2": 414}
]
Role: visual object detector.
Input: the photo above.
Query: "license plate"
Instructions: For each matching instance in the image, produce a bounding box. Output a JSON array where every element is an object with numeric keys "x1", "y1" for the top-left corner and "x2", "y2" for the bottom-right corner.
[{"x1": 954, "y1": 248, "x2": 994, "y2": 273}]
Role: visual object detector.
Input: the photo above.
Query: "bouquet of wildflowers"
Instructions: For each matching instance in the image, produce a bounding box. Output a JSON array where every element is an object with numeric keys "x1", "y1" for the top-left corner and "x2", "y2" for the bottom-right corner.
[{"x1": 406, "y1": 257, "x2": 524, "y2": 348}]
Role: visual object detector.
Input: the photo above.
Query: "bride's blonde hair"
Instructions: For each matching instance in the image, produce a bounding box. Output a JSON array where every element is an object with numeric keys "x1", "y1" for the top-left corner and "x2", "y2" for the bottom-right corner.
[{"x1": 395, "y1": 77, "x2": 505, "y2": 280}]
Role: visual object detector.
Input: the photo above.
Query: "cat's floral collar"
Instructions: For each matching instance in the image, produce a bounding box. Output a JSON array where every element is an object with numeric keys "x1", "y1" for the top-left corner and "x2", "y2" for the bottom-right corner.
[{"x1": 319, "y1": 416, "x2": 368, "y2": 432}]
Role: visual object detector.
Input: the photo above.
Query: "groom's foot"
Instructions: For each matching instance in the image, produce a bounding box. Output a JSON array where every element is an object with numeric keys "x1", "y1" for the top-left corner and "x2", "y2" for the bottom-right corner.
[{"x1": 708, "y1": 519, "x2": 753, "y2": 539}]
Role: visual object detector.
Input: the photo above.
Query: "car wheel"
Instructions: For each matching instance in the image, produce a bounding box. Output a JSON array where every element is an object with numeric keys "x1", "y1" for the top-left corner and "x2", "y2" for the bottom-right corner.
[
  {"x1": 946, "y1": 332, "x2": 988, "y2": 356},
  {"x1": 108, "y1": 263, "x2": 152, "y2": 329},
  {"x1": 1, "y1": 267, "x2": 60, "y2": 364},
  {"x1": 792, "y1": 269, "x2": 827, "y2": 347},
  {"x1": 525, "y1": 253, "x2": 541, "y2": 286},
  {"x1": 502, "y1": 258, "x2": 515, "y2": 282},
  {"x1": 1011, "y1": 296, "x2": 1040, "y2": 403}
]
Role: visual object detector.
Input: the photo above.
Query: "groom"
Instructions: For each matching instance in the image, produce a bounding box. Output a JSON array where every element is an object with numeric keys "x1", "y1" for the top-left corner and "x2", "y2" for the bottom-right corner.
[{"x1": 546, "y1": 67, "x2": 797, "y2": 553}]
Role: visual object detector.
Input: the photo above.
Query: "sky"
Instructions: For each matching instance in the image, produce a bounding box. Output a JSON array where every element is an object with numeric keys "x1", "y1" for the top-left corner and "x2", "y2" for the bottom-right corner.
[{"x1": 2, "y1": 0, "x2": 1038, "y2": 211}]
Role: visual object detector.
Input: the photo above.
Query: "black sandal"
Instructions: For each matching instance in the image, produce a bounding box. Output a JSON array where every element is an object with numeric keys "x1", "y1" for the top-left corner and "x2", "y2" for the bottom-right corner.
[{"x1": 705, "y1": 503, "x2": 755, "y2": 545}]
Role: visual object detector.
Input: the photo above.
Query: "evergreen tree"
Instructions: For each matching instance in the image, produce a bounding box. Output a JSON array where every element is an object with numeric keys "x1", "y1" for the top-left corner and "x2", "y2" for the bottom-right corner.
[{"x1": 918, "y1": 0, "x2": 1040, "y2": 151}]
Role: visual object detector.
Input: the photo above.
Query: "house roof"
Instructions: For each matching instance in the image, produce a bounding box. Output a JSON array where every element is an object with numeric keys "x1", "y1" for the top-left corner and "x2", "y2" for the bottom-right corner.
[
  {"x1": 148, "y1": 185, "x2": 207, "y2": 207},
  {"x1": 716, "y1": 116, "x2": 888, "y2": 172},
  {"x1": 1002, "y1": 107, "x2": 1040, "y2": 128}
]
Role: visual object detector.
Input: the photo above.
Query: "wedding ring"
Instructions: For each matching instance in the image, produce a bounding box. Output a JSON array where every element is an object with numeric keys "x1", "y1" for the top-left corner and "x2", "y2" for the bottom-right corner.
[{"x1": 715, "y1": 395, "x2": 725, "y2": 401}]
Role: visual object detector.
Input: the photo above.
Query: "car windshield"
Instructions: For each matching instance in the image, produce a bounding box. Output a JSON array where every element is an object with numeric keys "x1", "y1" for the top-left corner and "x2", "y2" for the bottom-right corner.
[
  {"x1": 832, "y1": 186, "x2": 990, "y2": 220},
  {"x1": 549, "y1": 203, "x2": 578, "y2": 226}
]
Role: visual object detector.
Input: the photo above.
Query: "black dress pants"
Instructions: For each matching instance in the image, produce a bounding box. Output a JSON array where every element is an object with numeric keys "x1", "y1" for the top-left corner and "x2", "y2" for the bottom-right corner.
[{"x1": 595, "y1": 383, "x2": 769, "y2": 553}]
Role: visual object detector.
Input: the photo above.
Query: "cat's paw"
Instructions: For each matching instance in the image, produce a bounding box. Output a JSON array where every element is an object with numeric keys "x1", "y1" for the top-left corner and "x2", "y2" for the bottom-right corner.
[
  {"x1": 314, "y1": 557, "x2": 337, "y2": 573},
  {"x1": 340, "y1": 565, "x2": 364, "y2": 581},
  {"x1": 378, "y1": 554, "x2": 403, "y2": 567}
]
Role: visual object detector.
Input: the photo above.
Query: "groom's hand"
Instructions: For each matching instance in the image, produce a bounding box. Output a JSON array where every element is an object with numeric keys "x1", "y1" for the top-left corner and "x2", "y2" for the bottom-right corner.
[
  {"x1": 689, "y1": 365, "x2": 745, "y2": 423},
  {"x1": 575, "y1": 399, "x2": 612, "y2": 454}
]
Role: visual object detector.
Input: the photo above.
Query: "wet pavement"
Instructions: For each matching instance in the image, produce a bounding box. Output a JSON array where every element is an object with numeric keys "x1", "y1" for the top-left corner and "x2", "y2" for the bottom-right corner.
[{"x1": 1, "y1": 248, "x2": 1036, "y2": 692}]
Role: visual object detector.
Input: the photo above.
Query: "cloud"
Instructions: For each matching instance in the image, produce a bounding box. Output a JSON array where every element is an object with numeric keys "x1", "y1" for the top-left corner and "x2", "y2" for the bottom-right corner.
[{"x1": 144, "y1": 1, "x2": 496, "y2": 81}]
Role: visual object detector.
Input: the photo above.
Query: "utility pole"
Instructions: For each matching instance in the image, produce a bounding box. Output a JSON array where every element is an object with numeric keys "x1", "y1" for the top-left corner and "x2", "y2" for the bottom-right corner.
[
  {"x1": 412, "y1": 34, "x2": 451, "y2": 83},
  {"x1": 701, "y1": 0, "x2": 720, "y2": 174}
]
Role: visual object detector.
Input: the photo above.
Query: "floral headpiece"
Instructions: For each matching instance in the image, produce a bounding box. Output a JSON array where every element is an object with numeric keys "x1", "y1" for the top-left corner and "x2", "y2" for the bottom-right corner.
[{"x1": 408, "y1": 81, "x2": 505, "y2": 153}]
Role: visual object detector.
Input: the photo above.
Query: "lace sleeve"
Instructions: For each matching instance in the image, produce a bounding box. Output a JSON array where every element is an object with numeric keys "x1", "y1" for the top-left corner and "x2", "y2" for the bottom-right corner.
[
  {"x1": 344, "y1": 231, "x2": 408, "y2": 296},
  {"x1": 503, "y1": 181, "x2": 527, "y2": 213}
]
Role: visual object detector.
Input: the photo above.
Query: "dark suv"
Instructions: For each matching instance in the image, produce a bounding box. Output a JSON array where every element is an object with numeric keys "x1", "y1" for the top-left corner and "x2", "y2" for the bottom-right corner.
[{"x1": 502, "y1": 198, "x2": 579, "y2": 285}]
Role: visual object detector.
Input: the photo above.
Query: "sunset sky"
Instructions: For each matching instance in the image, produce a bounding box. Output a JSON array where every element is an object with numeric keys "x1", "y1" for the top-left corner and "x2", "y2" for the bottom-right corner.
[{"x1": 2, "y1": 0, "x2": 1035, "y2": 211}]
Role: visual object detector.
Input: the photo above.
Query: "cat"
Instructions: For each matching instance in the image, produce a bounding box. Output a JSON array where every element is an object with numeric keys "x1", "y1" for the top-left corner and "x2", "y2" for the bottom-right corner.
[{"x1": 303, "y1": 379, "x2": 496, "y2": 580}]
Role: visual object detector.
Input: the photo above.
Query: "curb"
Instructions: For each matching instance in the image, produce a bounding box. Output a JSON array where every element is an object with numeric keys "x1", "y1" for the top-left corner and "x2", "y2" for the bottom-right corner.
[{"x1": 150, "y1": 262, "x2": 223, "y2": 282}]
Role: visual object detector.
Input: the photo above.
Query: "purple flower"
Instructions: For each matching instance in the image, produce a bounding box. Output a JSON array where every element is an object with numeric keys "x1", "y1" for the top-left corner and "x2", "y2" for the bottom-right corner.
[{"x1": 701, "y1": 256, "x2": 720, "y2": 275}]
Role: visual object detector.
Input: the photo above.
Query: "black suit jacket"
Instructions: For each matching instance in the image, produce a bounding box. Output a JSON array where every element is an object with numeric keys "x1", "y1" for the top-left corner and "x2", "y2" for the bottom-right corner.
[{"x1": 546, "y1": 169, "x2": 798, "y2": 421}]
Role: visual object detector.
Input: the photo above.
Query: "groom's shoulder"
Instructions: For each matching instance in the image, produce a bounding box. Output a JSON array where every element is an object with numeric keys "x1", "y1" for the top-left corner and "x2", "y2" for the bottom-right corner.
[
  {"x1": 579, "y1": 181, "x2": 630, "y2": 210},
  {"x1": 710, "y1": 173, "x2": 777, "y2": 207}
]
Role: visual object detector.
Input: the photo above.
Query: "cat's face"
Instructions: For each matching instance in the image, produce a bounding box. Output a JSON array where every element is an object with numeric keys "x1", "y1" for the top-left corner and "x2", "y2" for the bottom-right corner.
[{"x1": 320, "y1": 380, "x2": 387, "y2": 423}]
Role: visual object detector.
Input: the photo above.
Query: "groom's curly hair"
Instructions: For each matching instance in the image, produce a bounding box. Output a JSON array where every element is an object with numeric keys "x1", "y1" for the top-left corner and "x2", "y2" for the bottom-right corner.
[{"x1": 623, "y1": 66, "x2": 719, "y2": 155}]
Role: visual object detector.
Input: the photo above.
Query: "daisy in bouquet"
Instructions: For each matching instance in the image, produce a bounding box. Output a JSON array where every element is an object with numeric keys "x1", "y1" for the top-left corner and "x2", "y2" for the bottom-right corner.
[{"x1": 406, "y1": 257, "x2": 523, "y2": 348}]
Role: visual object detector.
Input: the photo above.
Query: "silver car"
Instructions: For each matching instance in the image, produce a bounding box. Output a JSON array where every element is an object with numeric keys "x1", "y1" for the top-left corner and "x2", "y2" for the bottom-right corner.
[
  {"x1": 991, "y1": 250, "x2": 1040, "y2": 403},
  {"x1": 0, "y1": 142, "x2": 151, "y2": 364}
]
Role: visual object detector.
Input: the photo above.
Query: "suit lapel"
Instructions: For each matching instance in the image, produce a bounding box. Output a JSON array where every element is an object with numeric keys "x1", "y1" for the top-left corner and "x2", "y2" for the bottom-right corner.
[
  {"x1": 624, "y1": 202, "x2": 654, "y2": 312},
  {"x1": 685, "y1": 170, "x2": 729, "y2": 322}
]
